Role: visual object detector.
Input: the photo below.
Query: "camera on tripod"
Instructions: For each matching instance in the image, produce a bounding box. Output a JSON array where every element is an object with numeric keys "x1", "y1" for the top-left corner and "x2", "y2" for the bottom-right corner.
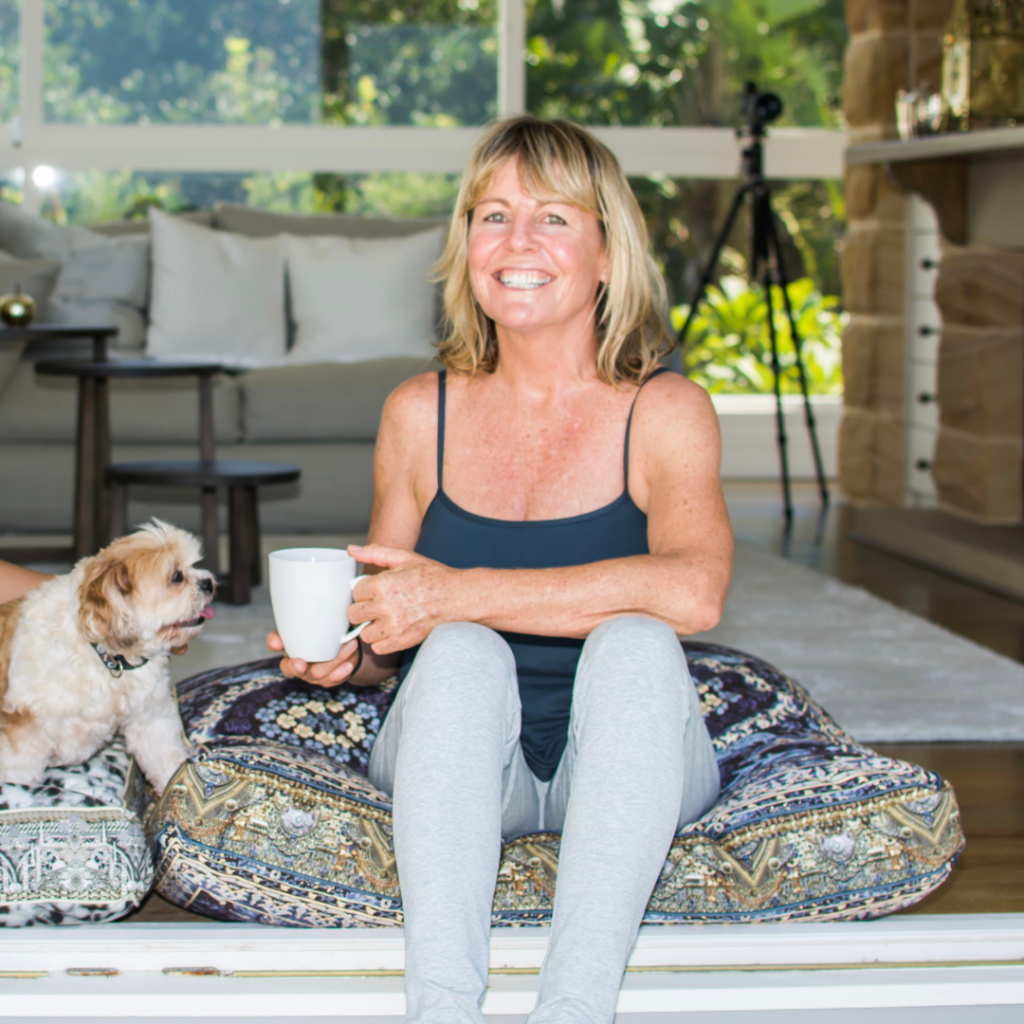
[
  {"x1": 676, "y1": 80, "x2": 829, "y2": 523},
  {"x1": 739, "y1": 81, "x2": 783, "y2": 136}
]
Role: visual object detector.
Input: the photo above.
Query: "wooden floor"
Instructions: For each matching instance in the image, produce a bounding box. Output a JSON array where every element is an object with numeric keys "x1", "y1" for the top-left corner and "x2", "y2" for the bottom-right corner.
[{"x1": 727, "y1": 482, "x2": 1024, "y2": 916}]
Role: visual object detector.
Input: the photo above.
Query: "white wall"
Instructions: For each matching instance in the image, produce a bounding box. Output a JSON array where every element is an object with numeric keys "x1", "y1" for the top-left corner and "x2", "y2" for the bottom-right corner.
[{"x1": 713, "y1": 394, "x2": 840, "y2": 479}]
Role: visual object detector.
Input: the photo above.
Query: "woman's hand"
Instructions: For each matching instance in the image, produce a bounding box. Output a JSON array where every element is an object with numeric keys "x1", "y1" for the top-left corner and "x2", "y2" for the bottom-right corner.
[
  {"x1": 347, "y1": 544, "x2": 461, "y2": 655},
  {"x1": 266, "y1": 631, "x2": 361, "y2": 688}
]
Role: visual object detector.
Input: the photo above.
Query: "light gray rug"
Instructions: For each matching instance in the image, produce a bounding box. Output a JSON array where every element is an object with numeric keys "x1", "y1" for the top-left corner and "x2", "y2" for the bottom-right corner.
[{"x1": 172, "y1": 542, "x2": 1024, "y2": 743}]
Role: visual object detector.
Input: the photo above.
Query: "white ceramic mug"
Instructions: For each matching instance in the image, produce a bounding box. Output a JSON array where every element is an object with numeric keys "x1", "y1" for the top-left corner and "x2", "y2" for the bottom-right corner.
[{"x1": 268, "y1": 548, "x2": 369, "y2": 663}]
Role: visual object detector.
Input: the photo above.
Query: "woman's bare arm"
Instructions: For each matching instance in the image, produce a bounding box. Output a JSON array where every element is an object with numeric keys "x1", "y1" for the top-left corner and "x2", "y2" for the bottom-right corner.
[
  {"x1": 351, "y1": 374, "x2": 733, "y2": 655},
  {"x1": 270, "y1": 373, "x2": 439, "y2": 687},
  {"x1": 0, "y1": 560, "x2": 53, "y2": 606}
]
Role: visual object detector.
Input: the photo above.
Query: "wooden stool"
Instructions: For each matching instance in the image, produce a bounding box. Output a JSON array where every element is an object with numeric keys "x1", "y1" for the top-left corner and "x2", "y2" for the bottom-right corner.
[{"x1": 106, "y1": 460, "x2": 300, "y2": 605}]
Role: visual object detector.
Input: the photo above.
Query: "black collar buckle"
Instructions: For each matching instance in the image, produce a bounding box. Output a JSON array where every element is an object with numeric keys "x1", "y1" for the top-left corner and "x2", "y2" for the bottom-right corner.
[{"x1": 91, "y1": 643, "x2": 149, "y2": 678}]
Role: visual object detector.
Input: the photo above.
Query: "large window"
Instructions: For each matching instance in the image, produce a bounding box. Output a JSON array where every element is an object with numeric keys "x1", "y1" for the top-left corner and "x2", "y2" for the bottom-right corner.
[
  {"x1": 1, "y1": 0, "x2": 847, "y2": 393},
  {"x1": 42, "y1": 0, "x2": 498, "y2": 127},
  {"x1": 526, "y1": 0, "x2": 845, "y2": 129}
]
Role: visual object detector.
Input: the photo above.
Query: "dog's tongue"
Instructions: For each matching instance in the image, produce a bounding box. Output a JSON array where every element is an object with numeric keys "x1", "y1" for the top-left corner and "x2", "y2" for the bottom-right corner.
[{"x1": 200, "y1": 606, "x2": 215, "y2": 620}]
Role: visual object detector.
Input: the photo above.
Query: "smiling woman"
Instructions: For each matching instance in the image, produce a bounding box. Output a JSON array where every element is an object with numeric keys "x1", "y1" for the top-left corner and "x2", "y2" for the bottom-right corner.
[
  {"x1": 437, "y1": 119, "x2": 672, "y2": 384},
  {"x1": 265, "y1": 115, "x2": 733, "y2": 1024}
]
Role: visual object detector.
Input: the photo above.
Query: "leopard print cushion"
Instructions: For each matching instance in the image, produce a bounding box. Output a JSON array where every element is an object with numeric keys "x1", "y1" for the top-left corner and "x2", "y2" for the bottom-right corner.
[{"x1": 1, "y1": 741, "x2": 152, "y2": 927}]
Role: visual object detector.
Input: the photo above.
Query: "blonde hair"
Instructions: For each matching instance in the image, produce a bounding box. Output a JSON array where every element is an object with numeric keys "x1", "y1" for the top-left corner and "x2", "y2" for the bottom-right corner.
[{"x1": 435, "y1": 116, "x2": 673, "y2": 385}]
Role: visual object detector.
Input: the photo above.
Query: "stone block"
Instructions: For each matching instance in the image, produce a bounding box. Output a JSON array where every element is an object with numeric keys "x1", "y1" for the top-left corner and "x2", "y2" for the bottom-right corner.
[
  {"x1": 841, "y1": 225, "x2": 907, "y2": 315},
  {"x1": 843, "y1": 32, "x2": 909, "y2": 128},
  {"x1": 876, "y1": 411, "x2": 907, "y2": 505},
  {"x1": 935, "y1": 251, "x2": 1024, "y2": 327},
  {"x1": 934, "y1": 428, "x2": 1023, "y2": 521},
  {"x1": 839, "y1": 407, "x2": 876, "y2": 501},
  {"x1": 847, "y1": 0, "x2": 910, "y2": 35},
  {"x1": 938, "y1": 327, "x2": 1024, "y2": 437},
  {"x1": 841, "y1": 319, "x2": 875, "y2": 408},
  {"x1": 841, "y1": 317, "x2": 906, "y2": 412},
  {"x1": 873, "y1": 322, "x2": 906, "y2": 413},
  {"x1": 911, "y1": 0, "x2": 956, "y2": 31},
  {"x1": 844, "y1": 164, "x2": 908, "y2": 222}
]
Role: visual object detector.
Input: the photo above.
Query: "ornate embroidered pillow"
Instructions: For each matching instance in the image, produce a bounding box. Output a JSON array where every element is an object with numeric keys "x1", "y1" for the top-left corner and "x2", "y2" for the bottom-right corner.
[
  {"x1": 174, "y1": 657, "x2": 398, "y2": 776},
  {"x1": 1, "y1": 740, "x2": 152, "y2": 927},
  {"x1": 149, "y1": 644, "x2": 964, "y2": 927}
]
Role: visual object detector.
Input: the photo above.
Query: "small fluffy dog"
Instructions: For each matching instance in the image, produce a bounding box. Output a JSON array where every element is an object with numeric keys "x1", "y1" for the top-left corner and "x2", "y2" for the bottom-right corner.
[{"x1": 0, "y1": 520, "x2": 215, "y2": 794}]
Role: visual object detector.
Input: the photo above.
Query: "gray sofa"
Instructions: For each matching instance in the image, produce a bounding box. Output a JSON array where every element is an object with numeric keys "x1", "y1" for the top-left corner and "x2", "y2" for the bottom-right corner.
[{"x1": 0, "y1": 203, "x2": 445, "y2": 536}]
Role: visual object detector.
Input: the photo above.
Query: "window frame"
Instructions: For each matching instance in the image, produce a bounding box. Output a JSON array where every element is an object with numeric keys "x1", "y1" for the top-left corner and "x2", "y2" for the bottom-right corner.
[{"x1": 3, "y1": 0, "x2": 844, "y2": 215}]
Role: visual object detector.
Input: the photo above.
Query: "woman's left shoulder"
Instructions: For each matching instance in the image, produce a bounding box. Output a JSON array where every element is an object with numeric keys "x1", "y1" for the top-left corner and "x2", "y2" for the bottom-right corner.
[{"x1": 635, "y1": 370, "x2": 716, "y2": 428}]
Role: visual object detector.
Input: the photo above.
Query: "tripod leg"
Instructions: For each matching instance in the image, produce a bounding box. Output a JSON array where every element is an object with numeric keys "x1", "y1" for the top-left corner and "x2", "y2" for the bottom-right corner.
[
  {"x1": 764, "y1": 267, "x2": 793, "y2": 524},
  {"x1": 765, "y1": 210, "x2": 831, "y2": 509},
  {"x1": 676, "y1": 185, "x2": 751, "y2": 355}
]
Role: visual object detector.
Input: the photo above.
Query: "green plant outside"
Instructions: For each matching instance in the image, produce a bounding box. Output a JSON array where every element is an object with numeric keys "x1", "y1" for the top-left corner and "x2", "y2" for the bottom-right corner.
[{"x1": 673, "y1": 275, "x2": 845, "y2": 395}]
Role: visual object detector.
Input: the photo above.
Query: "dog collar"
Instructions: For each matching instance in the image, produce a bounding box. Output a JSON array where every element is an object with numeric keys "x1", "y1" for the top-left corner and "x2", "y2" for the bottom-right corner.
[{"x1": 91, "y1": 643, "x2": 149, "y2": 678}]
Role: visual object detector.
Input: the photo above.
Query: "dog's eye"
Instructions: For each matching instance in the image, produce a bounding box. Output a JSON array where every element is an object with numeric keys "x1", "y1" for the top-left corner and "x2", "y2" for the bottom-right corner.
[{"x1": 171, "y1": 570, "x2": 184, "y2": 584}]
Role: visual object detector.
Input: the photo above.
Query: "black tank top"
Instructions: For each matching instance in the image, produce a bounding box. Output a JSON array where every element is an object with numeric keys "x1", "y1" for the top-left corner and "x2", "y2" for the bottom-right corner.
[{"x1": 398, "y1": 368, "x2": 666, "y2": 780}]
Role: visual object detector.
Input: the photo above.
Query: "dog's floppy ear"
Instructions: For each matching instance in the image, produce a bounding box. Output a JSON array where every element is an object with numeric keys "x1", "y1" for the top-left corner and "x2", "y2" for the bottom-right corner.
[{"x1": 78, "y1": 553, "x2": 139, "y2": 651}]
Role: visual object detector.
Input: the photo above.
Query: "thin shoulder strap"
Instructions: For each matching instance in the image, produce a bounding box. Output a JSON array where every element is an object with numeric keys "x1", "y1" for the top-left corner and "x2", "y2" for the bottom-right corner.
[
  {"x1": 624, "y1": 366, "x2": 671, "y2": 482},
  {"x1": 436, "y1": 369, "x2": 447, "y2": 490}
]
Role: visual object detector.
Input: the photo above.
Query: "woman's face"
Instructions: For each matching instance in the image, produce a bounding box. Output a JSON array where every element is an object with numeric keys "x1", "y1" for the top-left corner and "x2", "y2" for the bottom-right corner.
[{"x1": 467, "y1": 158, "x2": 608, "y2": 342}]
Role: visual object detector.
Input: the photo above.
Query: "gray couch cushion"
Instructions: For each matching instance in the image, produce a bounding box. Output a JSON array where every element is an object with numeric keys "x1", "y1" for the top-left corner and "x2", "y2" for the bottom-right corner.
[
  {"x1": 0, "y1": 253, "x2": 63, "y2": 392},
  {"x1": 213, "y1": 203, "x2": 448, "y2": 239},
  {"x1": 0, "y1": 202, "x2": 149, "y2": 351},
  {"x1": 241, "y1": 358, "x2": 440, "y2": 442},
  {"x1": 0, "y1": 251, "x2": 62, "y2": 317},
  {"x1": 0, "y1": 362, "x2": 242, "y2": 444}
]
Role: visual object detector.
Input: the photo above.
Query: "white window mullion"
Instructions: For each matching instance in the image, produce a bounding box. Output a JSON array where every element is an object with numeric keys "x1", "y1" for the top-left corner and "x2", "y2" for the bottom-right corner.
[
  {"x1": 497, "y1": 0, "x2": 526, "y2": 117},
  {"x1": 17, "y1": 0, "x2": 45, "y2": 213}
]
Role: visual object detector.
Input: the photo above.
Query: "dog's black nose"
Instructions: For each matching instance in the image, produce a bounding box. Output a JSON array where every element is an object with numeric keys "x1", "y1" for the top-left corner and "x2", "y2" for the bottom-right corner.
[{"x1": 199, "y1": 578, "x2": 214, "y2": 594}]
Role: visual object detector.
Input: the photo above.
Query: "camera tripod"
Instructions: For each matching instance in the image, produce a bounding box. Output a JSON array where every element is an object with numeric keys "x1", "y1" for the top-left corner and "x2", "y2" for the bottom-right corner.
[{"x1": 676, "y1": 85, "x2": 830, "y2": 524}]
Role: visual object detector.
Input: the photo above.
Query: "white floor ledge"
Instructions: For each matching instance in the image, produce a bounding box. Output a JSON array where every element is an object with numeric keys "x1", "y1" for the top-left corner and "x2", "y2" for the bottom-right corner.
[
  {"x1": 1, "y1": 915, "x2": 1022, "y2": 1017},
  {"x1": 711, "y1": 394, "x2": 840, "y2": 480}
]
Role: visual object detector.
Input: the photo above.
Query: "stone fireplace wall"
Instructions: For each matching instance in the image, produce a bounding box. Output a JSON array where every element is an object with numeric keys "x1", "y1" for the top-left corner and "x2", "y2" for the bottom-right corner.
[
  {"x1": 839, "y1": 0, "x2": 955, "y2": 506},
  {"x1": 933, "y1": 249, "x2": 1024, "y2": 520}
]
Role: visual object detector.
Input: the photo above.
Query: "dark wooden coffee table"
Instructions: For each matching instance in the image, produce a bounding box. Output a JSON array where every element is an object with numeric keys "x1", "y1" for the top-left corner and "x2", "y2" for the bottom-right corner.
[
  {"x1": 106, "y1": 460, "x2": 300, "y2": 604},
  {"x1": 0, "y1": 323, "x2": 118, "y2": 362},
  {"x1": 37, "y1": 359, "x2": 301, "y2": 604},
  {"x1": 35, "y1": 360, "x2": 226, "y2": 561}
]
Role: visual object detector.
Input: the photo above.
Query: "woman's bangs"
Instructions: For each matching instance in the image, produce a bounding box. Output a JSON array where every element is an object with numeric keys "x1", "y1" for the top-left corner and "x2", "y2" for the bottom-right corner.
[
  {"x1": 518, "y1": 150, "x2": 600, "y2": 217},
  {"x1": 462, "y1": 140, "x2": 600, "y2": 220}
]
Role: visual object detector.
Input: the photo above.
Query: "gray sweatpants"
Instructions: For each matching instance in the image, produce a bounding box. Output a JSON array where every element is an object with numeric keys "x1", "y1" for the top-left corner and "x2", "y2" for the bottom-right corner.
[{"x1": 368, "y1": 617, "x2": 720, "y2": 1024}]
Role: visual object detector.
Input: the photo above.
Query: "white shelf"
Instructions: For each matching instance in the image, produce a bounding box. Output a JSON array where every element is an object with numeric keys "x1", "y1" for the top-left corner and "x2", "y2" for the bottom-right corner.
[{"x1": 846, "y1": 125, "x2": 1024, "y2": 166}]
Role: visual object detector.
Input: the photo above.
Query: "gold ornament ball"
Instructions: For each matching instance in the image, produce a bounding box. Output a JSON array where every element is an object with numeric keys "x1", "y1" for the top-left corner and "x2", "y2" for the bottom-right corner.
[{"x1": 0, "y1": 291, "x2": 35, "y2": 327}]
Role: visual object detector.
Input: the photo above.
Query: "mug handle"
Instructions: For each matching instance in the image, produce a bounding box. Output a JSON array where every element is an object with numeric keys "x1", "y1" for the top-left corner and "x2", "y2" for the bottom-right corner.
[{"x1": 341, "y1": 575, "x2": 369, "y2": 644}]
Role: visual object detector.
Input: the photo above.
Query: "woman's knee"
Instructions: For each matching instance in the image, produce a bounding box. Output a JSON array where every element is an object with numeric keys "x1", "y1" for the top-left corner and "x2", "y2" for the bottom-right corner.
[
  {"x1": 419, "y1": 621, "x2": 514, "y2": 668},
  {"x1": 577, "y1": 616, "x2": 697, "y2": 711},
  {"x1": 583, "y1": 617, "x2": 686, "y2": 680},
  {"x1": 407, "y1": 622, "x2": 517, "y2": 706}
]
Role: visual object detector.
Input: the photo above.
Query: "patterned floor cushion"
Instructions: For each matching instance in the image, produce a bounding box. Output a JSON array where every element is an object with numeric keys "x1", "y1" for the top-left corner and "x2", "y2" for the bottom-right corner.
[
  {"x1": 149, "y1": 645, "x2": 964, "y2": 927},
  {"x1": 1, "y1": 740, "x2": 152, "y2": 927}
]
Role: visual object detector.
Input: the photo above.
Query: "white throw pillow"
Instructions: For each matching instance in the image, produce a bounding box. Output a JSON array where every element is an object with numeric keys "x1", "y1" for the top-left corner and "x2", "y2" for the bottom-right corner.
[
  {"x1": 285, "y1": 228, "x2": 444, "y2": 364},
  {"x1": 147, "y1": 208, "x2": 287, "y2": 367},
  {"x1": 0, "y1": 201, "x2": 149, "y2": 350}
]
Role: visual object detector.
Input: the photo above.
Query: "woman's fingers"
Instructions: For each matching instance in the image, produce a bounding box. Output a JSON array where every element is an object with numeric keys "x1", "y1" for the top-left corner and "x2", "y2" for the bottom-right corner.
[
  {"x1": 276, "y1": 638, "x2": 360, "y2": 687},
  {"x1": 266, "y1": 631, "x2": 284, "y2": 652},
  {"x1": 348, "y1": 543, "x2": 422, "y2": 570}
]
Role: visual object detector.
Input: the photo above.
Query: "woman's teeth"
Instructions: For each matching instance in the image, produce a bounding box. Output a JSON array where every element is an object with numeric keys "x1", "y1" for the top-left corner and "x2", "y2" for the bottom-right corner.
[{"x1": 499, "y1": 271, "x2": 551, "y2": 290}]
